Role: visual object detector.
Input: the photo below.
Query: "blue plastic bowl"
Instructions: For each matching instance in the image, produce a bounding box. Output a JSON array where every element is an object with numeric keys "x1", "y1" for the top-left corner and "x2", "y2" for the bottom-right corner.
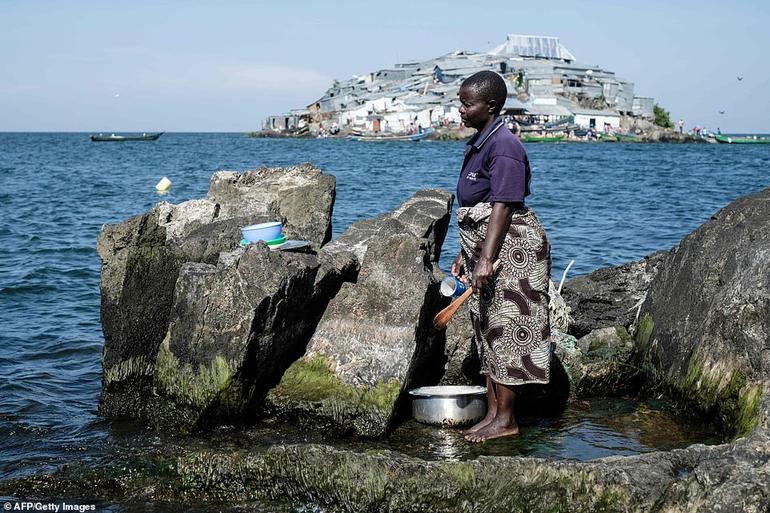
[{"x1": 241, "y1": 221, "x2": 282, "y2": 243}]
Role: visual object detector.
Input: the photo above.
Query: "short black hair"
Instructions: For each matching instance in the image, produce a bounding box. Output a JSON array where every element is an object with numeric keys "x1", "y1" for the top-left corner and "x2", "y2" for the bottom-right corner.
[{"x1": 461, "y1": 71, "x2": 507, "y2": 115}]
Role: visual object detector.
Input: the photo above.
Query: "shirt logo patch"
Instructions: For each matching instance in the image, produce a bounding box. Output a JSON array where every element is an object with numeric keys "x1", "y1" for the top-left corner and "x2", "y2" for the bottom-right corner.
[{"x1": 466, "y1": 170, "x2": 479, "y2": 181}]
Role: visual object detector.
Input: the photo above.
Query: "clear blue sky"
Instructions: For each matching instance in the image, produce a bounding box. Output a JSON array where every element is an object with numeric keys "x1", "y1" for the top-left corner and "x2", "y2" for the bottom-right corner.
[{"x1": 2, "y1": 0, "x2": 768, "y2": 132}]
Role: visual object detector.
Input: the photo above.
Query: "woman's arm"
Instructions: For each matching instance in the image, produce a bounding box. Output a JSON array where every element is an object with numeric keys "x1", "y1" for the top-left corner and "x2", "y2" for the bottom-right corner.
[{"x1": 472, "y1": 201, "x2": 514, "y2": 293}]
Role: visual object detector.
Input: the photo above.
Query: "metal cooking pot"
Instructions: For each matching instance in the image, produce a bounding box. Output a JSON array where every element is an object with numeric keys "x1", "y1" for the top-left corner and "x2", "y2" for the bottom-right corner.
[{"x1": 408, "y1": 386, "x2": 487, "y2": 427}]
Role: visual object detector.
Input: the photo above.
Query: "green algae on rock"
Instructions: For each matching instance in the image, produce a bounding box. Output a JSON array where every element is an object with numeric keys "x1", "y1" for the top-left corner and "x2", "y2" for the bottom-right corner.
[
  {"x1": 268, "y1": 355, "x2": 401, "y2": 437},
  {"x1": 272, "y1": 355, "x2": 401, "y2": 409},
  {"x1": 634, "y1": 188, "x2": 770, "y2": 439},
  {"x1": 10, "y1": 435, "x2": 770, "y2": 513},
  {"x1": 154, "y1": 337, "x2": 236, "y2": 410}
]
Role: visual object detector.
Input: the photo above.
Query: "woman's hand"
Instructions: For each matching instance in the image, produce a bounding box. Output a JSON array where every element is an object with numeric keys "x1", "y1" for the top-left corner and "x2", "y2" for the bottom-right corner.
[
  {"x1": 472, "y1": 256, "x2": 494, "y2": 293},
  {"x1": 451, "y1": 252, "x2": 467, "y2": 284}
]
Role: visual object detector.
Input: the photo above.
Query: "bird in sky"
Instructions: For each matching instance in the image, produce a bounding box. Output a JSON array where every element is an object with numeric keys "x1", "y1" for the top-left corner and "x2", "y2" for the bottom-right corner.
[
  {"x1": 113, "y1": 93, "x2": 120, "y2": 98},
  {"x1": 718, "y1": 110, "x2": 726, "y2": 114},
  {"x1": 737, "y1": 76, "x2": 744, "y2": 81}
]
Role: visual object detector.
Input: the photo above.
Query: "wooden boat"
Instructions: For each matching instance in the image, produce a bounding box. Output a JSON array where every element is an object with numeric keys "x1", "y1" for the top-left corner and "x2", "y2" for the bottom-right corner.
[
  {"x1": 520, "y1": 134, "x2": 564, "y2": 143},
  {"x1": 714, "y1": 134, "x2": 770, "y2": 144},
  {"x1": 598, "y1": 132, "x2": 618, "y2": 142},
  {"x1": 90, "y1": 132, "x2": 164, "y2": 142},
  {"x1": 349, "y1": 128, "x2": 433, "y2": 142},
  {"x1": 615, "y1": 133, "x2": 637, "y2": 142}
]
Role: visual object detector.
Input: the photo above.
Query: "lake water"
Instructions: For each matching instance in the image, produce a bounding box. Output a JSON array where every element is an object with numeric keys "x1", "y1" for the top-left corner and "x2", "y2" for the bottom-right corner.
[{"x1": 1, "y1": 133, "x2": 768, "y2": 485}]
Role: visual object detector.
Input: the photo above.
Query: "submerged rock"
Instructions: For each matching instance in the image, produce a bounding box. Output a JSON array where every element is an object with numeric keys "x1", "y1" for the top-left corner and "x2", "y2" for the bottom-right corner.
[
  {"x1": 269, "y1": 190, "x2": 453, "y2": 437},
  {"x1": 98, "y1": 165, "x2": 341, "y2": 429},
  {"x1": 637, "y1": 187, "x2": 770, "y2": 437}
]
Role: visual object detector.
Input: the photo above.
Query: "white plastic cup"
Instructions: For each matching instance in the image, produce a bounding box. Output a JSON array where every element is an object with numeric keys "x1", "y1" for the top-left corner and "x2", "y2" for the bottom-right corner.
[{"x1": 155, "y1": 176, "x2": 172, "y2": 192}]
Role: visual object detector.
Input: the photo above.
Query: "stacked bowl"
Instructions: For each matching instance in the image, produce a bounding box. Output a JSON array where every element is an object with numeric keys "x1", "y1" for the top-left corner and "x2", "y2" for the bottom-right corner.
[{"x1": 240, "y1": 221, "x2": 286, "y2": 247}]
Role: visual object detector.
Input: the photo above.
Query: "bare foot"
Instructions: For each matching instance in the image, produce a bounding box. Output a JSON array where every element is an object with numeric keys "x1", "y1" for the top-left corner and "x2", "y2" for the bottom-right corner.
[
  {"x1": 464, "y1": 426, "x2": 489, "y2": 443},
  {"x1": 466, "y1": 418, "x2": 519, "y2": 443},
  {"x1": 462, "y1": 409, "x2": 496, "y2": 435}
]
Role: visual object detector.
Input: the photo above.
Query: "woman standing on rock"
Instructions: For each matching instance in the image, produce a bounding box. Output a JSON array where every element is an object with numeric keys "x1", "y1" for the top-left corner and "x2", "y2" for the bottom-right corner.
[{"x1": 451, "y1": 71, "x2": 552, "y2": 442}]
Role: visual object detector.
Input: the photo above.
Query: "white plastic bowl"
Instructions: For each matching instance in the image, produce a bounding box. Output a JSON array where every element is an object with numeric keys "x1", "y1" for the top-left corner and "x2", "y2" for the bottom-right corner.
[{"x1": 241, "y1": 221, "x2": 282, "y2": 243}]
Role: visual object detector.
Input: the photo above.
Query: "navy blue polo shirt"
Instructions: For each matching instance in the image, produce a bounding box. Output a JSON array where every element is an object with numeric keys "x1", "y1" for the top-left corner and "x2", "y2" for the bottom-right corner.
[{"x1": 456, "y1": 117, "x2": 531, "y2": 207}]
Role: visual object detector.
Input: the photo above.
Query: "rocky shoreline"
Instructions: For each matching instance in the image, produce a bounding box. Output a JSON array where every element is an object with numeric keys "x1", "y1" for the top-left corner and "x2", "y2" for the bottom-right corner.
[
  {"x1": 247, "y1": 126, "x2": 709, "y2": 143},
  {"x1": 2, "y1": 166, "x2": 768, "y2": 512}
]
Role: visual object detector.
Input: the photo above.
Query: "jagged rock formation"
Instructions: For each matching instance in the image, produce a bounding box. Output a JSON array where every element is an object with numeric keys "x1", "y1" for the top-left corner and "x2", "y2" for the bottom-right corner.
[
  {"x1": 268, "y1": 190, "x2": 453, "y2": 437},
  {"x1": 97, "y1": 164, "x2": 343, "y2": 430},
  {"x1": 561, "y1": 251, "x2": 668, "y2": 338}
]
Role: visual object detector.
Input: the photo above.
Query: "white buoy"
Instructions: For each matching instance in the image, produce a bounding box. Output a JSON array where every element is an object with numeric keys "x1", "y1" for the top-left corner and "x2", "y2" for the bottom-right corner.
[{"x1": 155, "y1": 176, "x2": 172, "y2": 192}]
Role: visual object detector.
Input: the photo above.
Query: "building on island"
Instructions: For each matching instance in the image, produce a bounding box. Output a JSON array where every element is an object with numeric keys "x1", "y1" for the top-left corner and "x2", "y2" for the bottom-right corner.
[{"x1": 263, "y1": 34, "x2": 655, "y2": 135}]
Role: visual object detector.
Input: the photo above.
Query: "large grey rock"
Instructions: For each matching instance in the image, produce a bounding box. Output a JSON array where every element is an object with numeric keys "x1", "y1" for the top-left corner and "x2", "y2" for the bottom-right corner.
[
  {"x1": 206, "y1": 165, "x2": 335, "y2": 246},
  {"x1": 637, "y1": 187, "x2": 770, "y2": 437},
  {"x1": 561, "y1": 250, "x2": 668, "y2": 338},
  {"x1": 149, "y1": 245, "x2": 355, "y2": 430},
  {"x1": 268, "y1": 189, "x2": 453, "y2": 437},
  {"x1": 322, "y1": 188, "x2": 453, "y2": 264},
  {"x1": 98, "y1": 165, "x2": 340, "y2": 427}
]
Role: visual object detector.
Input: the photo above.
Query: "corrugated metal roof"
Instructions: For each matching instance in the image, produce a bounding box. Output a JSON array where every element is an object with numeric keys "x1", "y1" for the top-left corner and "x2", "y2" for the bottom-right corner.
[
  {"x1": 432, "y1": 83, "x2": 462, "y2": 93},
  {"x1": 489, "y1": 34, "x2": 576, "y2": 61},
  {"x1": 503, "y1": 97, "x2": 528, "y2": 110},
  {"x1": 443, "y1": 66, "x2": 496, "y2": 76},
  {"x1": 358, "y1": 91, "x2": 410, "y2": 101},
  {"x1": 401, "y1": 94, "x2": 444, "y2": 105},
  {"x1": 525, "y1": 104, "x2": 573, "y2": 116},
  {"x1": 571, "y1": 108, "x2": 620, "y2": 117},
  {"x1": 553, "y1": 61, "x2": 604, "y2": 72}
]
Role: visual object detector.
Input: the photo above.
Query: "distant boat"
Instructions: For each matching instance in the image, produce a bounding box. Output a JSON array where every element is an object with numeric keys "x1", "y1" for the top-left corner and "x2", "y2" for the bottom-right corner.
[
  {"x1": 520, "y1": 134, "x2": 564, "y2": 143},
  {"x1": 598, "y1": 132, "x2": 618, "y2": 142},
  {"x1": 90, "y1": 132, "x2": 164, "y2": 142},
  {"x1": 615, "y1": 133, "x2": 637, "y2": 142},
  {"x1": 349, "y1": 128, "x2": 433, "y2": 142},
  {"x1": 714, "y1": 134, "x2": 770, "y2": 144}
]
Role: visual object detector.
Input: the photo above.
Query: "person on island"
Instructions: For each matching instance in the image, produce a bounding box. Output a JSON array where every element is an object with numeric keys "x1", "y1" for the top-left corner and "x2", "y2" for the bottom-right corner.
[{"x1": 451, "y1": 71, "x2": 552, "y2": 443}]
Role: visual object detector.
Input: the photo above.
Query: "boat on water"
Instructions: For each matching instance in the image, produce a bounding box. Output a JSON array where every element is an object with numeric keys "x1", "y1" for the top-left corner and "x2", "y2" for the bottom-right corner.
[
  {"x1": 520, "y1": 134, "x2": 565, "y2": 143},
  {"x1": 615, "y1": 133, "x2": 637, "y2": 142},
  {"x1": 349, "y1": 128, "x2": 433, "y2": 142},
  {"x1": 90, "y1": 132, "x2": 164, "y2": 142},
  {"x1": 714, "y1": 134, "x2": 770, "y2": 144}
]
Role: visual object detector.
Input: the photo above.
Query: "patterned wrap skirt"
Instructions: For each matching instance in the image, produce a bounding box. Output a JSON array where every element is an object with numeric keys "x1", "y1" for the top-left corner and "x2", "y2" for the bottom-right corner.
[{"x1": 457, "y1": 202, "x2": 552, "y2": 386}]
